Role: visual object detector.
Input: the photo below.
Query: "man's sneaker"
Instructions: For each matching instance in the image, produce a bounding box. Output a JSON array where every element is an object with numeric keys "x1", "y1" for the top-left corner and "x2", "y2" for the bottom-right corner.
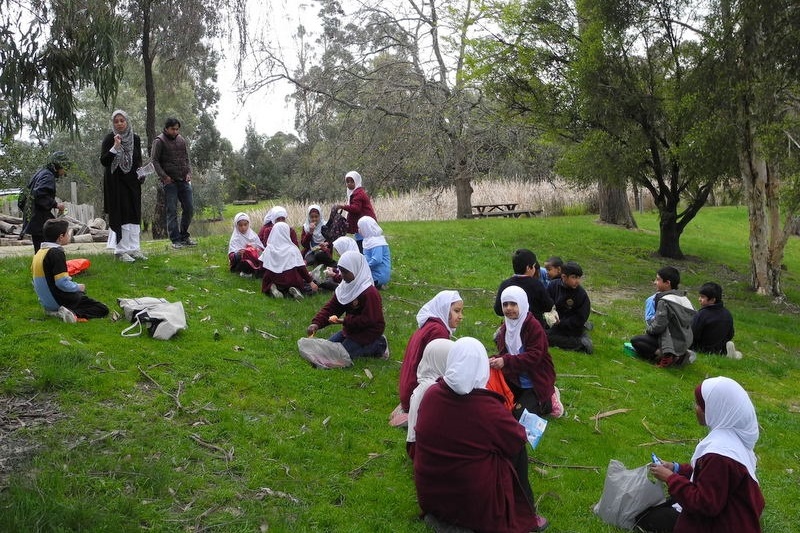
[
  {"x1": 550, "y1": 386, "x2": 565, "y2": 418},
  {"x1": 288, "y1": 286, "x2": 304, "y2": 300},
  {"x1": 171, "y1": 241, "x2": 184, "y2": 249},
  {"x1": 269, "y1": 284, "x2": 284, "y2": 299},
  {"x1": 116, "y1": 252, "x2": 135, "y2": 263},
  {"x1": 580, "y1": 334, "x2": 594, "y2": 354},
  {"x1": 57, "y1": 306, "x2": 77, "y2": 324},
  {"x1": 726, "y1": 341, "x2": 743, "y2": 360},
  {"x1": 129, "y1": 250, "x2": 148, "y2": 260},
  {"x1": 181, "y1": 238, "x2": 197, "y2": 246}
]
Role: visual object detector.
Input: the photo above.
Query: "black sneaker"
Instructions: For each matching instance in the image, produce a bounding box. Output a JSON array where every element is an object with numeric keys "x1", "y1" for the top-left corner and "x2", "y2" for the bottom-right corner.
[
  {"x1": 580, "y1": 334, "x2": 594, "y2": 354},
  {"x1": 181, "y1": 238, "x2": 197, "y2": 246}
]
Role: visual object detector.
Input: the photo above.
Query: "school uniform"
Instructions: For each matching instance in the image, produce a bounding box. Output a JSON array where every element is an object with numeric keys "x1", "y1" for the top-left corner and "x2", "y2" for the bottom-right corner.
[
  {"x1": 494, "y1": 275, "x2": 554, "y2": 330},
  {"x1": 342, "y1": 172, "x2": 377, "y2": 235},
  {"x1": 546, "y1": 278, "x2": 591, "y2": 351},
  {"x1": 691, "y1": 302, "x2": 734, "y2": 354},
  {"x1": 357, "y1": 216, "x2": 391, "y2": 286},
  {"x1": 259, "y1": 222, "x2": 312, "y2": 294}
]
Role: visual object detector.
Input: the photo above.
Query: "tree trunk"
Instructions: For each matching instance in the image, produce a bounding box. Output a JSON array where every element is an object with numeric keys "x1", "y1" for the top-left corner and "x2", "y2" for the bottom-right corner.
[
  {"x1": 598, "y1": 181, "x2": 637, "y2": 228},
  {"x1": 141, "y1": 0, "x2": 167, "y2": 240},
  {"x1": 657, "y1": 208, "x2": 684, "y2": 259},
  {"x1": 455, "y1": 175, "x2": 473, "y2": 219}
]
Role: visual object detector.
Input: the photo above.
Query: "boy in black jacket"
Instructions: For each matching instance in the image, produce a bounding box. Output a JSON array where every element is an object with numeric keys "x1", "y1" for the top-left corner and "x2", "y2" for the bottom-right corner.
[
  {"x1": 691, "y1": 282, "x2": 741, "y2": 359},
  {"x1": 546, "y1": 261, "x2": 593, "y2": 353}
]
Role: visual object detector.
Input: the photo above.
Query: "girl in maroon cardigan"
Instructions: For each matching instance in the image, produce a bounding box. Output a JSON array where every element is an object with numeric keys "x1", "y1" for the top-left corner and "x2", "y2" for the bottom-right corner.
[
  {"x1": 259, "y1": 222, "x2": 317, "y2": 300},
  {"x1": 306, "y1": 251, "x2": 387, "y2": 358},
  {"x1": 643, "y1": 377, "x2": 764, "y2": 533},
  {"x1": 391, "y1": 290, "x2": 463, "y2": 427},
  {"x1": 334, "y1": 170, "x2": 377, "y2": 252},
  {"x1": 490, "y1": 285, "x2": 563, "y2": 418}
]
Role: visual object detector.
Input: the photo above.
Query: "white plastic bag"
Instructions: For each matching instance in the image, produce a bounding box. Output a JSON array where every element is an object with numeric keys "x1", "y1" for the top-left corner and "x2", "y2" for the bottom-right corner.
[
  {"x1": 297, "y1": 337, "x2": 353, "y2": 369},
  {"x1": 593, "y1": 459, "x2": 666, "y2": 530}
]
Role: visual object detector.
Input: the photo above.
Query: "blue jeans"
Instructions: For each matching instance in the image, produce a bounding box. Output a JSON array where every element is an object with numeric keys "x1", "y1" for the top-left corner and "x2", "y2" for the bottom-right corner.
[
  {"x1": 164, "y1": 180, "x2": 194, "y2": 243},
  {"x1": 328, "y1": 330, "x2": 387, "y2": 358}
]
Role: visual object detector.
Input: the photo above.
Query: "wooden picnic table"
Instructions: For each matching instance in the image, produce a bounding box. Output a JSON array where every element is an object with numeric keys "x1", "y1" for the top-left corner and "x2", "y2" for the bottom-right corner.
[{"x1": 472, "y1": 203, "x2": 542, "y2": 218}]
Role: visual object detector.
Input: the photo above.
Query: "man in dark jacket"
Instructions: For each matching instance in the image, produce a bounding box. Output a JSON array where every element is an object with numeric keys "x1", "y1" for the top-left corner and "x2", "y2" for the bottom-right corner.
[
  {"x1": 21, "y1": 151, "x2": 70, "y2": 252},
  {"x1": 152, "y1": 117, "x2": 195, "y2": 248}
]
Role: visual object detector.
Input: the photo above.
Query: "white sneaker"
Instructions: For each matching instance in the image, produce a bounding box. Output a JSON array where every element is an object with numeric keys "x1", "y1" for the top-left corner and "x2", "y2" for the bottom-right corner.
[
  {"x1": 288, "y1": 286, "x2": 304, "y2": 300},
  {"x1": 269, "y1": 284, "x2": 284, "y2": 299},
  {"x1": 57, "y1": 306, "x2": 77, "y2": 323},
  {"x1": 129, "y1": 250, "x2": 148, "y2": 260},
  {"x1": 726, "y1": 341, "x2": 743, "y2": 360},
  {"x1": 116, "y1": 252, "x2": 135, "y2": 263}
]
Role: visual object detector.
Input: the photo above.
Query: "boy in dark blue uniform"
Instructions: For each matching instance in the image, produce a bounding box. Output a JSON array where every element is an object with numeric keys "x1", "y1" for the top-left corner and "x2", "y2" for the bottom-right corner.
[
  {"x1": 494, "y1": 249, "x2": 554, "y2": 329},
  {"x1": 691, "y1": 282, "x2": 740, "y2": 358},
  {"x1": 546, "y1": 261, "x2": 592, "y2": 353}
]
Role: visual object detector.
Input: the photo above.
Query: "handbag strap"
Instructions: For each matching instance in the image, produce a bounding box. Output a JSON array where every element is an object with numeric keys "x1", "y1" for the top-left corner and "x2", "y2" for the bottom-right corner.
[{"x1": 120, "y1": 317, "x2": 144, "y2": 337}]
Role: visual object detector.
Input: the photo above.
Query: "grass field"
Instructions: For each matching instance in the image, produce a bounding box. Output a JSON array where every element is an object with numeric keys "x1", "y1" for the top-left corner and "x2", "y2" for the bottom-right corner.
[{"x1": 0, "y1": 206, "x2": 798, "y2": 532}]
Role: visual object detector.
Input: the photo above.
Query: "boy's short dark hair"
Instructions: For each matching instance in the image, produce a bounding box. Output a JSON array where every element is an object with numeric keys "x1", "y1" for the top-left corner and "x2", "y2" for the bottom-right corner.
[
  {"x1": 657, "y1": 266, "x2": 681, "y2": 289},
  {"x1": 512, "y1": 249, "x2": 538, "y2": 275},
  {"x1": 43, "y1": 218, "x2": 70, "y2": 242},
  {"x1": 546, "y1": 256, "x2": 563, "y2": 268},
  {"x1": 164, "y1": 117, "x2": 181, "y2": 129},
  {"x1": 562, "y1": 261, "x2": 583, "y2": 277},
  {"x1": 699, "y1": 282, "x2": 722, "y2": 302}
]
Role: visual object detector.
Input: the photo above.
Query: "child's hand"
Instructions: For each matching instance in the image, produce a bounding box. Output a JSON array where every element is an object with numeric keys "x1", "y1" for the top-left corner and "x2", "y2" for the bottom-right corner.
[
  {"x1": 489, "y1": 357, "x2": 504, "y2": 369},
  {"x1": 325, "y1": 267, "x2": 336, "y2": 277},
  {"x1": 306, "y1": 324, "x2": 318, "y2": 337},
  {"x1": 77, "y1": 283, "x2": 86, "y2": 292},
  {"x1": 328, "y1": 315, "x2": 340, "y2": 324},
  {"x1": 648, "y1": 463, "x2": 674, "y2": 482}
]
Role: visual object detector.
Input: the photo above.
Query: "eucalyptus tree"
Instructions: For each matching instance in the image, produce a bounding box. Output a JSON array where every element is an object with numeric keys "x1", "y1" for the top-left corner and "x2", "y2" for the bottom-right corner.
[
  {"x1": 474, "y1": 0, "x2": 736, "y2": 258},
  {"x1": 243, "y1": 0, "x2": 508, "y2": 218},
  {"x1": 0, "y1": 0, "x2": 124, "y2": 140}
]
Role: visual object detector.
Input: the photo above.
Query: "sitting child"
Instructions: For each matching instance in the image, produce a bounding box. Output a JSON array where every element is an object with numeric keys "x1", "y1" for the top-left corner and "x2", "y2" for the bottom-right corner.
[
  {"x1": 300, "y1": 204, "x2": 334, "y2": 266},
  {"x1": 393, "y1": 290, "x2": 463, "y2": 427},
  {"x1": 490, "y1": 286, "x2": 563, "y2": 418},
  {"x1": 630, "y1": 266, "x2": 696, "y2": 367},
  {"x1": 494, "y1": 248, "x2": 554, "y2": 329},
  {"x1": 259, "y1": 222, "x2": 317, "y2": 300},
  {"x1": 305, "y1": 251, "x2": 387, "y2": 358},
  {"x1": 691, "y1": 282, "x2": 740, "y2": 358},
  {"x1": 357, "y1": 216, "x2": 391, "y2": 288},
  {"x1": 257, "y1": 207, "x2": 276, "y2": 247},
  {"x1": 546, "y1": 261, "x2": 593, "y2": 353},
  {"x1": 228, "y1": 212, "x2": 264, "y2": 278},
  {"x1": 544, "y1": 256, "x2": 564, "y2": 283},
  {"x1": 32, "y1": 219, "x2": 109, "y2": 322},
  {"x1": 258, "y1": 206, "x2": 298, "y2": 247}
]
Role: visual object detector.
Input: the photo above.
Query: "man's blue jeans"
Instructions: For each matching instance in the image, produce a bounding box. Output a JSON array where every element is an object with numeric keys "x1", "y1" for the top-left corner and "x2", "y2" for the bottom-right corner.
[{"x1": 164, "y1": 180, "x2": 194, "y2": 243}]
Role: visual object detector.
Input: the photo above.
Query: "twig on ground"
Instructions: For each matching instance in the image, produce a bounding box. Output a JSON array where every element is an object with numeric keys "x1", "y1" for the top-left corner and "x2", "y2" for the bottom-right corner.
[
  {"x1": 222, "y1": 358, "x2": 259, "y2": 371},
  {"x1": 638, "y1": 417, "x2": 698, "y2": 446},
  {"x1": 253, "y1": 487, "x2": 301, "y2": 504},
  {"x1": 348, "y1": 452, "x2": 385, "y2": 479},
  {"x1": 189, "y1": 433, "x2": 234, "y2": 464},
  {"x1": 559, "y1": 374, "x2": 599, "y2": 378},
  {"x1": 137, "y1": 365, "x2": 184, "y2": 410},
  {"x1": 255, "y1": 328, "x2": 278, "y2": 339},
  {"x1": 529, "y1": 457, "x2": 600, "y2": 472},
  {"x1": 591, "y1": 408, "x2": 631, "y2": 433},
  {"x1": 89, "y1": 429, "x2": 126, "y2": 445}
]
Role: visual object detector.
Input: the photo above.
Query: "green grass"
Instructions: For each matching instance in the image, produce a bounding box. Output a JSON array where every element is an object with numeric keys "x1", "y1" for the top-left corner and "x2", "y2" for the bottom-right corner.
[{"x1": 0, "y1": 206, "x2": 798, "y2": 532}]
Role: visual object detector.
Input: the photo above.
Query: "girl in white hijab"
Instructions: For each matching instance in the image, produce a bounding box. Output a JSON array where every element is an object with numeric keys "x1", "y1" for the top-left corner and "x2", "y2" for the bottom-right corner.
[
  {"x1": 646, "y1": 377, "x2": 764, "y2": 532},
  {"x1": 445, "y1": 337, "x2": 490, "y2": 395},
  {"x1": 406, "y1": 338, "x2": 455, "y2": 455},
  {"x1": 357, "y1": 216, "x2": 391, "y2": 287},
  {"x1": 302, "y1": 204, "x2": 327, "y2": 250},
  {"x1": 259, "y1": 222, "x2": 316, "y2": 299},
  {"x1": 305, "y1": 250, "x2": 387, "y2": 358},
  {"x1": 335, "y1": 170, "x2": 377, "y2": 250},
  {"x1": 228, "y1": 212, "x2": 264, "y2": 276}
]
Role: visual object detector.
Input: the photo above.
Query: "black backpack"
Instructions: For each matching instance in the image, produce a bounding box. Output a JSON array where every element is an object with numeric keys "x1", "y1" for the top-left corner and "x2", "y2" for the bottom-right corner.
[{"x1": 321, "y1": 207, "x2": 348, "y2": 242}]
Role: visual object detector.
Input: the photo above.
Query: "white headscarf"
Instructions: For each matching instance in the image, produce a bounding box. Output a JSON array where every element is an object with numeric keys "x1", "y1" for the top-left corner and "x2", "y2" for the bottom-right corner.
[
  {"x1": 333, "y1": 236, "x2": 358, "y2": 257},
  {"x1": 692, "y1": 376, "x2": 760, "y2": 483},
  {"x1": 345, "y1": 170, "x2": 362, "y2": 202},
  {"x1": 357, "y1": 216, "x2": 388, "y2": 250},
  {"x1": 262, "y1": 207, "x2": 276, "y2": 226},
  {"x1": 415, "y1": 290, "x2": 462, "y2": 334},
  {"x1": 259, "y1": 222, "x2": 305, "y2": 273},
  {"x1": 110, "y1": 109, "x2": 134, "y2": 174},
  {"x1": 334, "y1": 251, "x2": 375, "y2": 305},
  {"x1": 228, "y1": 212, "x2": 263, "y2": 253},
  {"x1": 444, "y1": 337, "x2": 490, "y2": 395},
  {"x1": 502, "y1": 285, "x2": 529, "y2": 355},
  {"x1": 407, "y1": 338, "x2": 455, "y2": 444},
  {"x1": 303, "y1": 204, "x2": 326, "y2": 245},
  {"x1": 272, "y1": 205, "x2": 288, "y2": 221}
]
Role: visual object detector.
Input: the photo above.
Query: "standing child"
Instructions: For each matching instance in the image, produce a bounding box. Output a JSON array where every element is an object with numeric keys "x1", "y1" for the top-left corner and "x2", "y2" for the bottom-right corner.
[
  {"x1": 641, "y1": 377, "x2": 764, "y2": 533},
  {"x1": 691, "y1": 282, "x2": 740, "y2": 358},
  {"x1": 490, "y1": 286, "x2": 563, "y2": 418},
  {"x1": 630, "y1": 266, "x2": 696, "y2": 367},
  {"x1": 32, "y1": 219, "x2": 109, "y2": 322},
  {"x1": 335, "y1": 170, "x2": 377, "y2": 252},
  {"x1": 259, "y1": 222, "x2": 317, "y2": 300},
  {"x1": 305, "y1": 251, "x2": 387, "y2": 358},
  {"x1": 393, "y1": 291, "x2": 463, "y2": 427},
  {"x1": 228, "y1": 212, "x2": 264, "y2": 278},
  {"x1": 494, "y1": 249, "x2": 554, "y2": 329},
  {"x1": 546, "y1": 261, "x2": 593, "y2": 353},
  {"x1": 357, "y1": 216, "x2": 391, "y2": 288}
]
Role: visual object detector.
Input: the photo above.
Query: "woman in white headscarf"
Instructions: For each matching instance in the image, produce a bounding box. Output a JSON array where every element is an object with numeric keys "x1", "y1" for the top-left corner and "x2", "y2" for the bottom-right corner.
[
  {"x1": 645, "y1": 377, "x2": 764, "y2": 533},
  {"x1": 259, "y1": 222, "x2": 317, "y2": 300},
  {"x1": 405, "y1": 338, "x2": 454, "y2": 458},
  {"x1": 305, "y1": 251, "x2": 387, "y2": 358},
  {"x1": 101, "y1": 109, "x2": 145, "y2": 262},
  {"x1": 490, "y1": 285, "x2": 561, "y2": 419},
  {"x1": 413, "y1": 337, "x2": 549, "y2": 533},
  {"x1": 357, "y1": 216, "x2": 391, "y2": 288},
  {"x1": 228, "y1": 212, "x2": 264, "y2": 277},
  {"x1": 393, "y1": 291, "x2": 463, "y2": 428},
  {"x1": 334, "y1": 170, "x2": 377, "y2": 251}
]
